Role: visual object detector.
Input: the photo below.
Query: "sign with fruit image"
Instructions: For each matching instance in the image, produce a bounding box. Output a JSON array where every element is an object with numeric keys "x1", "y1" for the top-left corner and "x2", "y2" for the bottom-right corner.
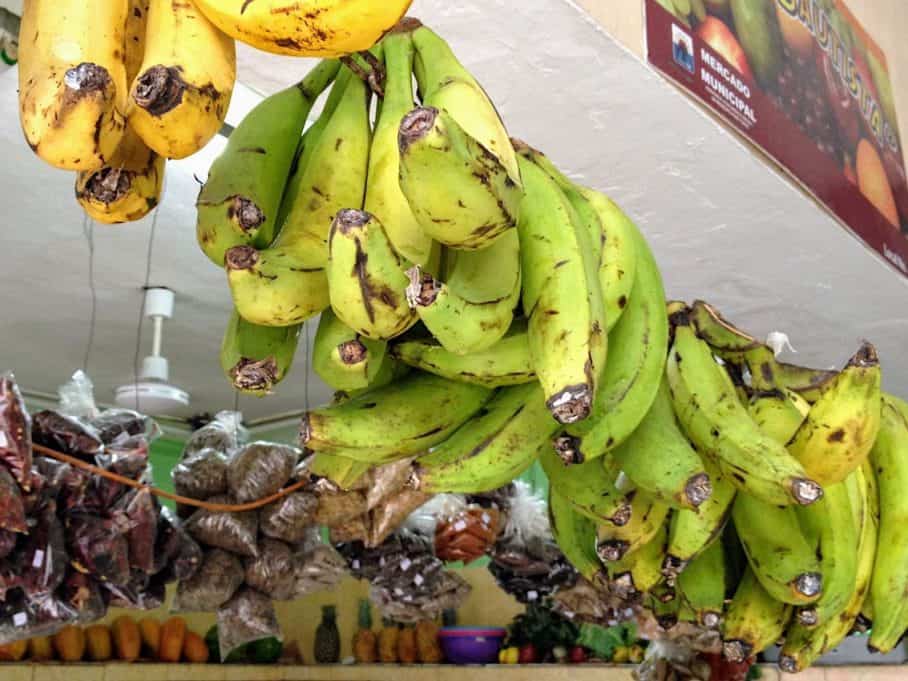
[{"x1": 647, "y1": 0, "x2": 908, "y2": 279}]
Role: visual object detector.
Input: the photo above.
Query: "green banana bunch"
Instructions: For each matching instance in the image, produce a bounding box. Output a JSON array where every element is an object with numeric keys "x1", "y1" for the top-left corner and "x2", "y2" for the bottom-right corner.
[
  {"x1": 312, "y1": 308, "x2": 388, "y2": 391},
  {"x1": 220, "y1": 310, "x2": 301, "y2": 396},
  {"x1": 414, "y1": 382, "x2": 558, "y2": 494},
  {"x1": 327, "y1": 209, "x2": 416, "y2": 340},
  {"x1": 666, "y1": 312, "x2": 823, "y2": 506},
  {"x1": 867, "y1": 395, "x2": 908, "y2": 653},
  {"x1": 224, "y1": 65, "x2": 369, "y2": 326},
  {"x1": 779, "y1": 463, "x2": 878, "y2": 672},
  {"x1": 390, "y1": 319, "x2": 534, "y2": 388},
  {"x1": 308, "y1": 452, "x2": 372, "y2": 490},
  {"x1": 608, "y1": 521, "x2": 668, "y2": 597},
  {"x1": 365, "y1": 28, "x2": 435, "y2": 267},
  {"x1": 517, "y1": 156, "x2": 607, "y2": 425},
  {"x1": 664, "y1": 459, "x2": 736, "y2": 578},
  {"x1": 677, "y1": 538, "x2": 726, "y2": 629},
  {"x1": 648, "y1": 584, "x2": 682, "y2": 631},
  {"x1": 597, "y1": 492, "x2": 670, "y2": 562},
  {"x1": 197, "y1": 59, "x2": 340, "y2": 266},
  {"x1": 411, "y1": 24, "x2": 521, "y2": 185},
  {"x1": 398, "y1": 106, "x2": 521, "y2": 249},
  {"x1": 515, "y1": 142, "x2": 638, "y2": 333},
  {"x1": 332, "y1": 354, "x2": 410, "y2": 403},
  {"x1": 548, "y1": 486, "x2": 606, "y2": 583},
  {"x1": 721, "y1": 567, "x2": 792, "y2": 663},
  {"x1": 787, "y1": 342, "x2": 882, "y2": 485},
  {"x1": 405, "y1": 231, "x2": 521, "y2": 354},
  {"x1": 689, "y1": 300, "x2": 837, "y2": 402},
  {"x1": 553, "y1": 214, "x2": 667, "y2": 461},
  {"x1": 747, "y1": 388, "x2": 809, "y2": 445},
  {"x1": 732, "y1": 493, "x2": 822, "y2": 605},
  {"x1": 858, "y1": 455, "x2": 880, "y2": 627},
  {"x1": 300, "y1": 372, "x2": 492, "y2": 461},
  {"x1": 539, "y1": 445, "x2": 632, "y2": 527},
  {"x1": 611, "y1": 378, "x2": 711, "y2": 510},
  {"x1": 792, "y1": 480, "x2": 858, "y2": 627}
]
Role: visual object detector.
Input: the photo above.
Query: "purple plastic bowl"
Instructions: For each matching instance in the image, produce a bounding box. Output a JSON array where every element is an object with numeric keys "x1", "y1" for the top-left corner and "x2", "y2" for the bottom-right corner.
[{"x1": 438, "y1": 627, "x2": 507, "y2": 664}]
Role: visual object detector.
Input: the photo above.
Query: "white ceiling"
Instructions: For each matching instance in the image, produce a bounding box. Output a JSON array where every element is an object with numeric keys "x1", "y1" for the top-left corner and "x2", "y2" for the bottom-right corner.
[{"x1": 0, "y1": 0, "x2": 906, "y2": 424}]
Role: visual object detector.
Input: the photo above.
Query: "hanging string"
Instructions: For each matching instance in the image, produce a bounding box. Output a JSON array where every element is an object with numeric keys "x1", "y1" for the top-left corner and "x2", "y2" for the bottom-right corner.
[
  {"x1": 81, "y1": 215, "x2": 97, "y2": 373},
  {"x1": 132, "y1": 208, "x2": 160, "y2": 410},
  {"x1": 303, "y1": 320, "x2": 311, "y2": 413}
]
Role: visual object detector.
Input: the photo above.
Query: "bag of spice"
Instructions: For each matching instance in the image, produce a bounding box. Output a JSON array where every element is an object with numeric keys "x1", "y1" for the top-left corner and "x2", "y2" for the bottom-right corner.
[
  {"x1": 183, "y1": 411, "x2": 246, "y2": 459},
  {"x1": 172, "y1": 447, "x2": 229, "y2": 500},
  {"x1": 183, "y1": 495, "x2": 259, "y2": 557},
  {"x1": 174, "y1": 548, "x2": 244, "y2": 612},
  {"x1": 66, "y1": 513, "x2": 132, "y2": 585},
  {"x1": 13, "y1": 504, "x2": 67, "y2": 597},
  {"x1": 0, "y1": 466, "x2": 27, "y2": 534},
  {"x1": 227, "y1": 441, "x2": 299, "y2": 503},
  {"x1": 153, "y1": 507, "x2": 202, "y2": 581},
  {"x1": 216, "y1": 587, "x2": 281, "y2": 662},
  {"x1": 291, "y1": 544, "x2": 348, "y2": 598},
  {"x1": 103, "y1": 570, "x2": 167, "y2": 610},
  {"x1": 259, "y1": 490, "x2": 318, "y2": 543},
  {"x1": 243, "y1": 539, "x2": 297, "y2": 601},
  {"x1": 113, "y1": 488, "x2": 159, "y2": 574},
  {"x1": 0, "y1": 373, "x2": 32, "y2": 490},
  {"x1": 32, "y1": 410, "x2": 103, "y2": 461}
]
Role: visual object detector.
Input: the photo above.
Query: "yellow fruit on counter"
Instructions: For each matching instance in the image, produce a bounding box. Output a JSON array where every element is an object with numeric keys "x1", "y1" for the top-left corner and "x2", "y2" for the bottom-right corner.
[
  {"x1": 86, "y1": 624, "x2": 113, "y2": 662},
  {"x1": 612, "y1": 646, "x2": 630, "y2": 664},
  {"x1": 28, "y1": 636, "x2": 55, "y2": 661},
  {"x1": 0, "y1": 638, "x2": 27, "y2": 661},
  {"x1": 53, "y1": 625, "x2": 86, "y2": 662},
  {"x1": 139, "y1": 618, "x2": 161, "y2": 658},
  {"x1": 498, "y1": 646, "x2": 520, "y2": 664},
  {"x1": 112, "y1": 616, "x2": 141, "y2": 662}
]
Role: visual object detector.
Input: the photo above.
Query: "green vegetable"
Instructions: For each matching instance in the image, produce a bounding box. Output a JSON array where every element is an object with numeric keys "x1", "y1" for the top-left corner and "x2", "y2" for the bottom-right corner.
[
  {"x1": 249, "y1": 637, "x2": 283, "y2": 664},
  {"x1": 505, "y1": 602, "x2": 579, "y2": 652},
  {"x1": 576, "y1": 622, "x2": 638, "y2": 660},
  {"x1": 204, "y1": 625, "x2": 250, "y2": 663}
]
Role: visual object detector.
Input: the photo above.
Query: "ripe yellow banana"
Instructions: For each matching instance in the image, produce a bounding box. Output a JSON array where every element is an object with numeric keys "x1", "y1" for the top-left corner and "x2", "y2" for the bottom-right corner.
[
  {"x1": 19, "y1": 0, "x2": 129, "y2": 171},
  {"x1": 405, "y1": 232, "x2": 521, "y2": 354},
  {"x1": 597, "y1": 492, "x2": 670, "y2": 562},
  {"x1": 611, "y1": 378, "x2": 711, "y2": 511},
  {"x1": 867, "y1": 395, "x2": 908, "y2": 653},
  {"x1": 517, "y1": 156, "x2": 606, "y2": 424},
  {"x1": 787, "y1": 342, "x2": 882, "y2": 485},
  {"x1": 192, "y1": 0, "x2": 411, "y2": 56},
  {"x1": 312, "y1": 308, "x2": 388, "y2": 392},
  {"x1": 390, "y1": 319, "x2": 535, "y2": 388},
  {"x1": 747, "y1": 388, "x2": 809, "y2": 445},
  {"x1": 128, "y1": 0, "x2": 236, "y2": 159},
  {"x1": 75, "y1": 127, "x2": 165, "y2": 224},
  {"x1": 722, "y1": 566, "x2": 792, "y2": 663},
  {"x1": 125, "y1": 0, "x2": 150, "y2": 83}
]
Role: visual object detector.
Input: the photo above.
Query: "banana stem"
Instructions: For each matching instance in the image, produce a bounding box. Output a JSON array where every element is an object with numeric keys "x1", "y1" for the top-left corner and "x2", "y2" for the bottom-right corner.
[{"x1": 340, "y1": 52, "x2": 385, "y2": 96}]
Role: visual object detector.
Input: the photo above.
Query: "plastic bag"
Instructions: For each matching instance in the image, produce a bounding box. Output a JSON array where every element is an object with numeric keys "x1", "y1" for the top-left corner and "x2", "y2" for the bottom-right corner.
[
  {"x1": 14, "y1": 504, "x2": 67, "y2": 597},
  {"x1": 0, "y1": 374, "x2": 32, "y2": 490},
  {"x1": 0, "y1": 588, "x2": 75, "y2": 645},
  {"x1": 183, "y1": 411, "x2": 246, "y2": 458},
  {"x1": 291, "y1": 544, "x2": 348, "y2": 598},
  {"x1": 329, "y1": 514, "x2": 368, "y2": 544},
  {"x1": 370, "y1": 571, "x2": 471, "y2": 624},
  {"x1": 498, "y1": 481, "x2": 549, "y2": 547},
  {"x1": 172, "y1": 447, "x2": 229, "y2": 500},
  {"x1": 66, "y1": 513, "x2": 131, "y2": 585},
  {"x1": 32, "y1": 410, "x2": 103, "y2": 460},
  {"x1": 0, "y1": 529, "x2": 15, "y2": 559},
  {"x1": 94, "y1": 450, "x2": 151, "y2": 510},
  {"x1": 104, "y1": 570, "x2": 166, "y2": 610},
  {"x1": 90, "y1": 408, "x2": 154, "y2": 444},
  {"x1": 368, "y1": 490, "x2": 431, "y2": 548},
  {"x1": 259, "y1": 490, "x2": 317, "y2": 543},
  {"x1": 216, "y1": 587, "x2": 281, "y2": 662},
  {"x1": 227, "y1": 441, "x2": 299, "y2": 503},
  {"x1": 400, "y1": 494, "x2": 467, "y2": 539},
  {"x1": 56, "y1": 370, "x2": 100, "y2": 421},
  {"x1": 366, "y1": 459, "x2": 414, "y2": 510},
  {"x1": 435, "y1": 505, "x2": 500, "y2": 564},
  {"x1": 184, "y1": 495, "x2": 258, "y2": 557},
  {"x1": 0, "y1": 465, "x2": 27, "y2": 533},
  {"x1": 243, "y1": 539, "x2": 297, "y2": 601},
  {"x1": 174, "y1": 548, "x2": 244, "y2": 611},
  {"x1": 114, "y1": 488, "x2": 158, "y2": 573},
  {"x1": 153, "y1": 507, "x2": 202, "y2": 581},
  {"x1": 60, "y1": 570, "x2": 107, "y2": 622},
  {"x1": 314, "y1": 488, "x2": 367, "y2": 527}
]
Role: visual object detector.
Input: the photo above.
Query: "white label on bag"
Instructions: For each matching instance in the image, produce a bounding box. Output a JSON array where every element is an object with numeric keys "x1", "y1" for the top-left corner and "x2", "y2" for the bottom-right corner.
[
  {"x1": 0, "y1": 431, "x2": 7, "y2": 448},
  {"x1": 32, "y1": 549, "x2": 44, "y2": 568},
  {"x1": 400, "y1": 558, "x2": 412, "y2": 571},
  {"x1": 453, "y1": 519, "x2": 467, "y2": 532},
  {"x1": 13, "y1": 612, "x2": 27, "y2": 627}
]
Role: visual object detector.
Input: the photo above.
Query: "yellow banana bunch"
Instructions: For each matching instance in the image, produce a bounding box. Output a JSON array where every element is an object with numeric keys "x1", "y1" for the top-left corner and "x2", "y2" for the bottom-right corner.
[
  {"x1": 19, "y1": 0, "x2": 129, "y2": 171},
  {"x1": 192, "y1": 0, "x2": 411, "y2": 56},
  {"x1": 128, "y1": 0, "x2": 236, "y2": 159}
]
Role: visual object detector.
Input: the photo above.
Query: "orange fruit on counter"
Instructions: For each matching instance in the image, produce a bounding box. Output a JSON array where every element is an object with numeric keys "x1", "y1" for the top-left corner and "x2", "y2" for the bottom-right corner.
[
  {"x1": 776, "y1": 3, "x2": 814, "y2": 59},
  {"x1": 53, "y1": 625, "x2": 86, "y2": 662},
  {"x1": 139, "y1": 617, "x2": 162, "y2": 658},
  {"x1": 112, "y1": 616, "x2": 142, "y2": 662},
  {"x1": 0, "y1": 638, "x2": 27, "y2": 662},
  {"x1": 28, "y1": 636, "x2": 55, "y2": 661},
  {"x1": 86, "y1": 624, "x2": 113, "y2": 662},
  {"x1": 182, "y1": 631, "x2": 210, "y2": 664},
  {"x1": 856, "y1": 138, "x2": 899, "y2": 227},
  {"x1": 158, "y1": 617, "x2": 187, "y2": 663}
]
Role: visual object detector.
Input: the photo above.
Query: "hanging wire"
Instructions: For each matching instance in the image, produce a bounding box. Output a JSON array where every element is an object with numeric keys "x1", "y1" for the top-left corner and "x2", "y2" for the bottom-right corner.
[
  {"x1": 81, "y1": 215, "x2": 97, "y2": 373},
  {"x1": 233, "y1": 389, "x2": 241, "y2": 443},
  {"x1": 132, "y1": 208, "x2": 160, "y2": 409},
  {"x1": 303, "y1": 320, "x2": 311, "y2": 413}
]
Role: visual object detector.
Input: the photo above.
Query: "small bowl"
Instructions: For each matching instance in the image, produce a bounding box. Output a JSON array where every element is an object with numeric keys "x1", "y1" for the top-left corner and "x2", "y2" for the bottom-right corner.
[{"x1": 438, "y1": 626, "x2": 507, "y2": 664}]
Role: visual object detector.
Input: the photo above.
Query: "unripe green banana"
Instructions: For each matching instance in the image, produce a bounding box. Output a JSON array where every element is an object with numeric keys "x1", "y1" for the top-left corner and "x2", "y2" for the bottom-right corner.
[
  {"x1": 398, "y1": 106, "x2": 521, "y2": 249},
  {"x1": 405, "y1": 231, "x2": 521, "y2": 354},
  {"x1": 553, "y1": 214, "x2": 667, "y2": 461},
  {"x1": 411, "y1": 24, "x2": 521, "y2": 185},
  {"x1": 390, "y1": 319, "x2": 534, "y2": 388},
  {"x1": 517, "y1": 156, "x2": 607, "y2": 425},
  {"x1": 611, "y1": 378, "x2": 711, "y2": 510},
  {"x1": 722, "y1": 567, "x2": 792, "y2": 663},
  {"x1": 548, "y1": 486, "x2": 606, "y2": 583},
  {"x1": 226, "y1": 66, "x2": 371, "y2": 327},
  {"x1": 747, "y1": 388, "x2": 810, "y2": 445},
  {"x1": 787, "y1": 343, "x2": 882, "y2": 486},
  {"x1": 312, "y1": 308, "x2": 388, "y2": 391},
  {"x1": 365, "y1": 28, "x2": 435, "y2": 267},
  {"x1": 414, "y1": 382, "x2": 558, "y2": 494},
  {"x1": 197, "y1": 59, "x2": 340, "y2": 266},
  {"x1": 300, "y1": 372, "x2": 492, "y2": 461},
  {"x1": 664, "y1": 459, "x2": 736, "y2": 579},
  {"x1": 779, "y1": 463, "x2": 878, "y2": 672},
  {"x1": 332, "y1": 354, "x2": 410, "y2": 403},
  {"x1": 220, "y1": 310, "x2": 301, "y2": 396},
  {"x1": 867, "y1": 395, "x2": 908, "y2": 653},
  {"x1": 308, "y1": 452, "x2": 371, "y2": 490},
  {"x1": 677, "y1": 538, "x2": 726, "y2": 629},
  {"x1": 791, "y1": 480, "x2": 857, "y2": 628},
  {"x1": 647, "y1": 583, "x2": 682, "y2": 631},
  {"x1": 327, "y1": 209, "x2": 415, "y2": 340},
  {"x1": 666, "y1": 312, "x2": 822, "y2": 506},
  {"x1": 539, "y1": 445, "x2": 632, "y2": 527},
  {"x1": 597, "y1": 492, "x2": 670, "y2": 562},
  {"x1": 732, "y1": 493, "x2": 822, "y2": 605},
  {"x1": 608, "y1": 521, "x2": 668, "y2": 597},
  {"x1": 515, "y1": 142, "x2": 638, "y2": 333}
]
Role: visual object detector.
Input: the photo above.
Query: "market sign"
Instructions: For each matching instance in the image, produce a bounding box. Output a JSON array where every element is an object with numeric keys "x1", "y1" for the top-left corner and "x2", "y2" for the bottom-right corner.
[{"x1": 646, "y1": 0, "x2": 908, "y2": 279}]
